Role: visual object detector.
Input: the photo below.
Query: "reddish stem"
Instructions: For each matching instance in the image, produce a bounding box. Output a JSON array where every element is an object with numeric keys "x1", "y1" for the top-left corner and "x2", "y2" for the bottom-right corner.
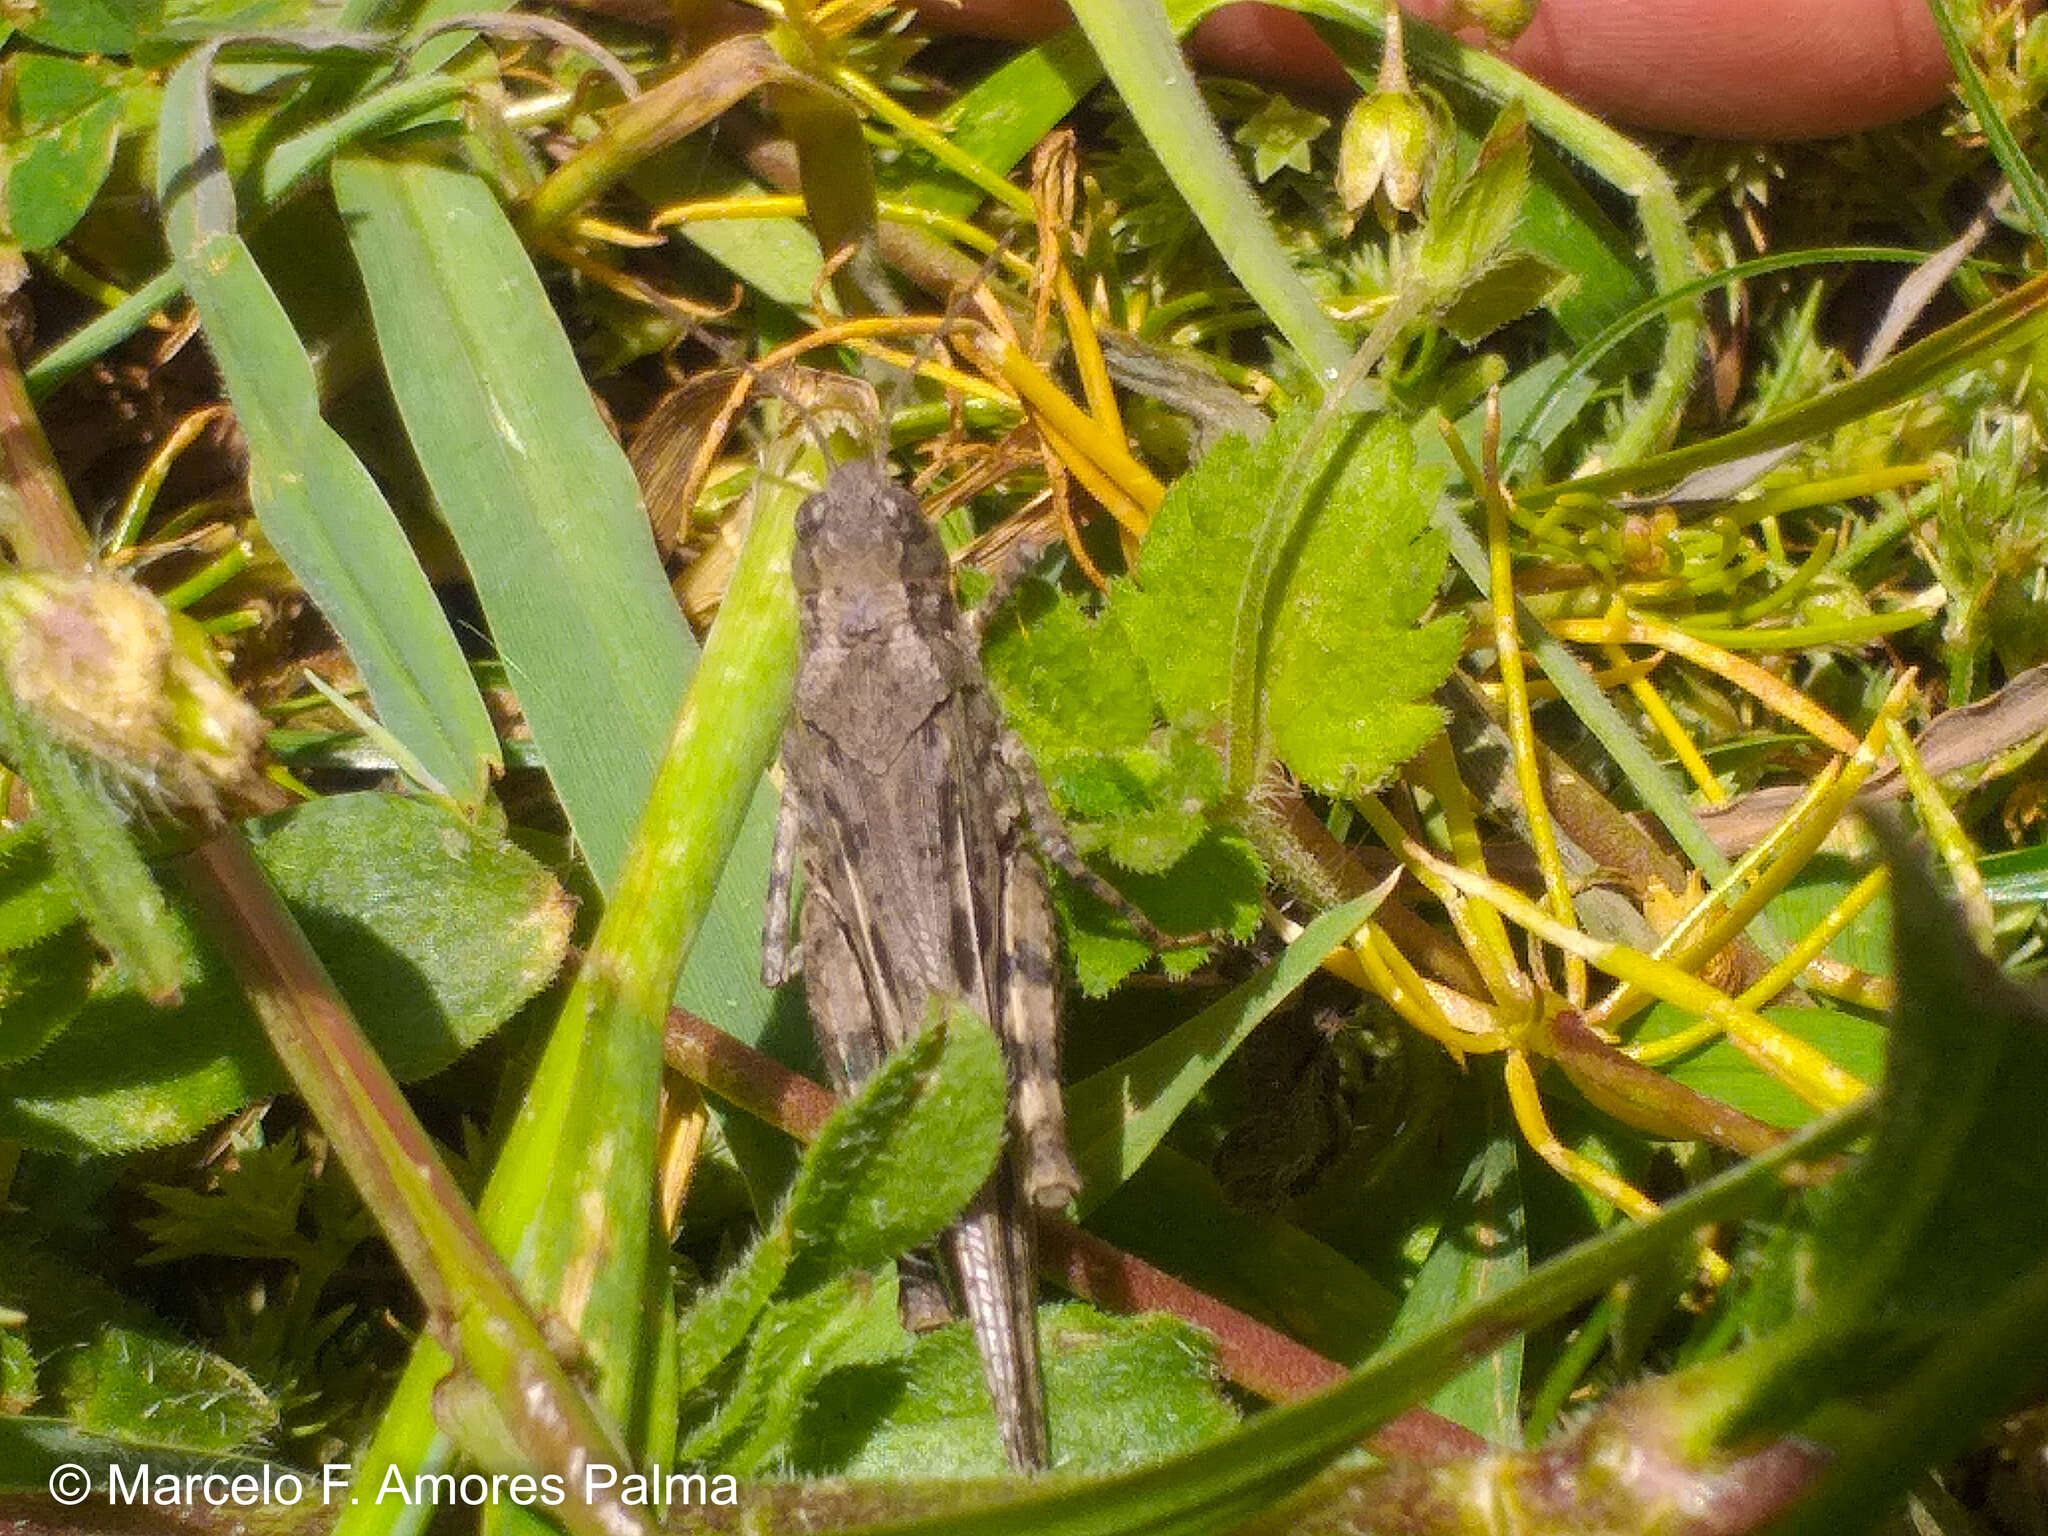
[{"x1": 663, "y1": 1005, "x2": 1488, "y2": 1463}]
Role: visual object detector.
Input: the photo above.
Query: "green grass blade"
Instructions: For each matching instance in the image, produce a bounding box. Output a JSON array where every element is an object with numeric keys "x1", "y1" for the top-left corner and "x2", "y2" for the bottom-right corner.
[
  {"x1": 1923, "y1": 0, "x2": 2048, "y2": 240},
  {"x1": 329, "y1": 151, "x2": 692, "y2": 891},
  {"x1": 1064, "y1": 0, "x2": 1348, "y2": 381},
  {"x1": 331, "y1": 150, "x2": 784, "y2": 1037},
  {"x1": 1527, "y1": 268, "x2": 2048, "y2": 507},
  {"x1": 329, "y1": 391, "x2": 804, "y2": 1536},
  {"x1": 155, "y1": 47, "x2": 499, "y2": 806}
]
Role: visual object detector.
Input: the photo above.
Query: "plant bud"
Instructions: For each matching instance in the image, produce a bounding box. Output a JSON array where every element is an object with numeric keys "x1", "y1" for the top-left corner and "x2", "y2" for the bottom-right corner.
[
  {"x1": 1337, "y1": 87, "x2": 1437, "y2": 228},
  {"x1": 1446, "y1": 0, "x2": 1540, "y2": 43},
  {"x1": 0, "y1": 570, "x2": 266, "y2": 825}
]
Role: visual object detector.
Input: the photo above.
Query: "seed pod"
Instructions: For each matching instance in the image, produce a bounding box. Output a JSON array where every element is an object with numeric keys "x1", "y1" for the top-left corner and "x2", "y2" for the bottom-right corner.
[{"x1": 0, "y1": 569, "x2": 266, "y2": 825}]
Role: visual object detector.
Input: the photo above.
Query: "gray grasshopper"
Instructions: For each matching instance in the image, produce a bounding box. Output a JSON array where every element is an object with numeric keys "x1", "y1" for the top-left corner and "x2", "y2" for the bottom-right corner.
[{"x1": 762, "y1": 456, "x2": 1082, "y2": 1471}]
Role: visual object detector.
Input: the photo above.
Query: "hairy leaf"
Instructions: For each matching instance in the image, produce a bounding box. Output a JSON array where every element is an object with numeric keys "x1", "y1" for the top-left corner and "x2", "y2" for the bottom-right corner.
[
  {"x1": 795, "y1": 1302, "x2": 1237, "y2": 1479},
  {"x1": 683, "y1": 1272, "x2": 902, "y2": 1473},
  {"x1": 783, "y1": 1007, "x2": 1007, "y2": 1291},
  {"x1": 0, "y1": 1222, "x2": 277, "y2": 1456},
  {"x1": 0, "y1": 793, "x2": 573, "y2": 1152}
]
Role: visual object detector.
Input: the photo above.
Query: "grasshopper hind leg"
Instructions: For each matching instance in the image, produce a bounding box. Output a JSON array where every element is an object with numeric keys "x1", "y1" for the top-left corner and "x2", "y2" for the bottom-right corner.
[{"x1": 945, "y1": 1167, "x2": 1051, "y2": 1472}]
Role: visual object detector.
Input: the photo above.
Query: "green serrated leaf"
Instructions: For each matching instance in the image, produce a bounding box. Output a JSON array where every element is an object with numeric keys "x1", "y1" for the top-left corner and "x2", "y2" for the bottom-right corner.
[
  {"x1": 0, "y1": 793, "x2": 572, "y2": 1152},
  {"x1": 983, "y1": 582, "x2": 1157, "y2": 754},
  {"x1": 1438, "y1": 250, "x2": 1571, "y2": 346},
  {"x1": 1057, "y1": 827, "x2": 1265, "y2": 997},
  {"x1": 1116, "y1": 407, "x2": 1461, "y2": 796},
  {"x1": 797, "y1": 1301, "x2": 1237, "y2": 1479},
  {"x1": 1112, "y1": 427, "x2": 1263, "y2": 728},
  {"x1": 784, "y1": 1007, "x2": 1007, "y2": 1290},
  {"x1": 1040, "y1": 731, "x2": 1223, "y2": 875},
  {"x1": 1061, "y1": 902, "x2": 1154, "y2": 999},
  {"x1": 1260, "y1": 438, "x2": 1461, "y2": 794}
]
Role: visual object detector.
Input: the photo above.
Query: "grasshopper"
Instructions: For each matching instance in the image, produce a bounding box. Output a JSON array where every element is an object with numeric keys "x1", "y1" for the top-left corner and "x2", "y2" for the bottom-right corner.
[{"x1": 762, "y1": 454, "x2": 1083, "y2": 1471}]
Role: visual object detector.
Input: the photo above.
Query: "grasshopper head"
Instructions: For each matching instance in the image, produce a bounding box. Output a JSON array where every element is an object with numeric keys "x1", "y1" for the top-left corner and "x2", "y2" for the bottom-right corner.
[{"x1": 791, "y1": 461, "x2": 951, "y2": 600}]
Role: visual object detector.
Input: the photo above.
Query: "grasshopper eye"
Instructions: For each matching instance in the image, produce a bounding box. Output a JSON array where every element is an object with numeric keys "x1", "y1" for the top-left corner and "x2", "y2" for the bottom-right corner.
[
  {"x1": 790, "y1": 535, "x2": 822, "y2": 594},
  {"x1": 895, "y1": 524, "x2": 949, "y2": 586}
]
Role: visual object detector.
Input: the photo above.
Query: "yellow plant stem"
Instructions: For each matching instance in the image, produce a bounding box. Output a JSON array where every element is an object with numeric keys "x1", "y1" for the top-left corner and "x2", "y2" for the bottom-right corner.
[
  {"x1": 1036, "y1": 418, "x2": 1151, "y2": 544},
  {"x1": 1481, "y1": 442, "x2": 1584, "y2": 1004},
  {"x1": 1636, "y1": 865, "x2": 1893, "y2": 1066},
  {"x1": 109, "y1": 405, "x2": 231, "y2": 553},
  {"x1": 1476, "y1": 651, "x2": 1662, "y2": 702},
  {"x1": 1586, "y1": 761, "x2": 1843, "y2": 1035},
  {"x1": 655, "y1": 194, "x2": 1043, "y2": 283},
  {"x1": 1022, "y1": 138, "x2": 1123, "y2": 445},
  {"x1": 1504, "y1": 1049, "x2": 1657, "y2": 1221},
  {"x1": 1054, "y1": 269, "x2": 1124, "y2": 457},
  {"x1": 1356, "y1": 793, "x2": 1523, "y2": 1012},
  {"x1": 1504, "y1": 1051, "x2": 1731, "y2": 1283},
  {"x1": 1603, "y1": 642, "x2": 1722, "y2": 801},
  {"x1": 1800, "y1": 952, "x2": 1896, "y2": 1012},
  {"x1": 1291, "y1": 901, "x2": 1505, "y2": 1056},
  {"x1": 830, "y1": 62, "x2": 1035, "y2": 218},
  {"x1": 1883, "y1": 715, "x2": 1996, "y2": 949},
  {"x1": 1349, "y1": 921, "x2": 1509, "y2": 1057},
  {"x1": 963, "y1": 328, "x2": 1166, "y2": 524},
  {"x1": 574, "y1": 214, "x2": 665, "y2": 248},
  {"x1": 1713, "y1": 462, "x2": 1936, "y2": 526},
  {"x1": 843, "y1": 339, "x2": 1010, "y2": 415},
  {"x1": 656, "y1": 1073, "x2": 709, "y2": 1237},
  {"x1": 1413, "y1": 735, "x2": 1530, "y2": 1008},
  {"x1": 535, "y1": 231, "x2": 735, "y2": 321},
  {"x1": 1673, "y1": 608, "x2": 1933, "y2": 651},
  {"x1": 1414, "y1": 847, "x2": 1867, "y2": 1109},
  {"x1": 754, "y1": 320, "x2": 1022, "y2": 429},
  {"x1": 759, "y1": 312, "x2": 953, "y2": 360},
  {"x1": 1592, "y1": 679, "x2": 1907, "y2": 1037},
  {"x1": 1550, "y1": 605, "x2": 1860, "y2": 754}
]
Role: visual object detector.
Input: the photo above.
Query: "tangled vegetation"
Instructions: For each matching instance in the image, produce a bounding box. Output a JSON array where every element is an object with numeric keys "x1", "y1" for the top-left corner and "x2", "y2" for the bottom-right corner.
[{"x1": 3, "y1": 0, "x2": 2048, "y2": 1532}]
